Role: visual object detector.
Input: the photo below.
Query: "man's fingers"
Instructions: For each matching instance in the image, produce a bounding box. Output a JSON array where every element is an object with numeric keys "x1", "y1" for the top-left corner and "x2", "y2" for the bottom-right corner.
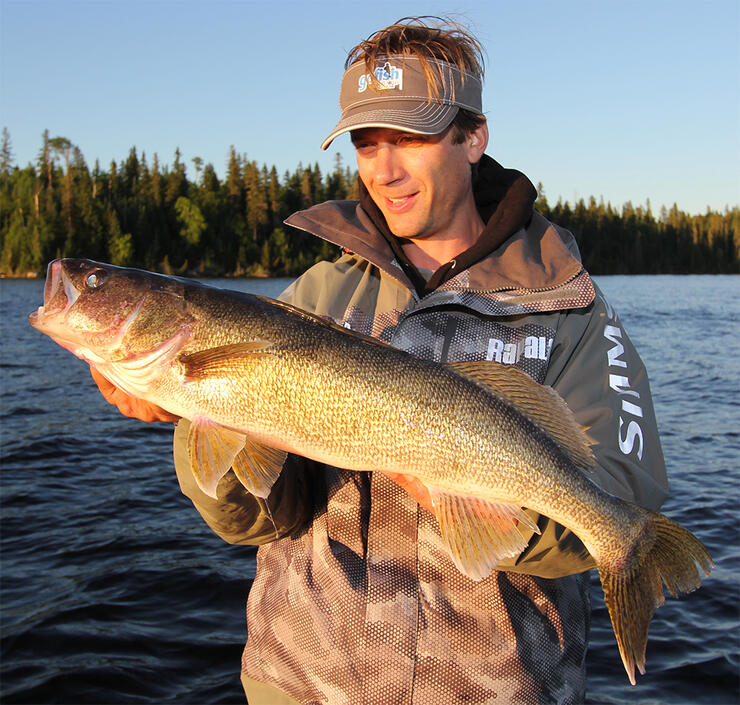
[
  {"x1": 90, "y1": 365, "x2": 117, "y2": 402},
  {"x1": 383, "y1": 471, "x2": 435, "y2": 514}
]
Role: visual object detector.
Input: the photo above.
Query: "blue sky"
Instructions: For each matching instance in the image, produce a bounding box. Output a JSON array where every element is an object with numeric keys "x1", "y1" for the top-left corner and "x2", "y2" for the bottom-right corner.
[{"x1": 1, "y1": 0, "x2": 738, "y2": 215}]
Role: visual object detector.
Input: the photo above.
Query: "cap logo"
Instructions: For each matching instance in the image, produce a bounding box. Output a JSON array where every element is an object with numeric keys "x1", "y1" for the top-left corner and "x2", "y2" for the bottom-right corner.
[{"x1": 358, "y1": 61, "x2": 403, "y2": 93}]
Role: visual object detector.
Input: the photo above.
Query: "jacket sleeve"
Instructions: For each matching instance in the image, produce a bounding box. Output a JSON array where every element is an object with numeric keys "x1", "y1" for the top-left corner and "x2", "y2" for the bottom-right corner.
[{"x1": 496, "y1": 282, "x2": 669, "y2": 577}]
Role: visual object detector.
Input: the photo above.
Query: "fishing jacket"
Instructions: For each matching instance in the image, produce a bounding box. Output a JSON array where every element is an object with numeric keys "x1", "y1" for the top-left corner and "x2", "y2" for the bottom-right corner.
[{"x1": 173, "y1": 156, "x2": 668, "y2": 705}]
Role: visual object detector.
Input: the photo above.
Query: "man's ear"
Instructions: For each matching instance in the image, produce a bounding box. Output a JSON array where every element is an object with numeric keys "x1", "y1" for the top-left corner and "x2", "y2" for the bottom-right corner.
[{"x1": 466, "y1": 120, "x2": 489, "y2": 163}]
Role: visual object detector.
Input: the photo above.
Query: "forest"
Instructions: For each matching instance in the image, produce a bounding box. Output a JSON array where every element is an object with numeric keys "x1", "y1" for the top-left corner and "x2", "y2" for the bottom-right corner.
[{"x1": 1, "y1": 129, "x2": 737, "y2": 278}]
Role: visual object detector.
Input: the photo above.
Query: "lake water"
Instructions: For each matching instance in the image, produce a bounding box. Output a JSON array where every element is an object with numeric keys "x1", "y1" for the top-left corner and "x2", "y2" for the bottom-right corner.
[{"x1": 1, "y1": 274, "x2": 738, "y2": 704}]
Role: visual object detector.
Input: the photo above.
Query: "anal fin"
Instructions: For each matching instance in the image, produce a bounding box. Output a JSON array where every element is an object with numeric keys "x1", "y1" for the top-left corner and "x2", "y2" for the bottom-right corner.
[{"x1": 428, "y1": 487, "x2": 540, "y2": 581}]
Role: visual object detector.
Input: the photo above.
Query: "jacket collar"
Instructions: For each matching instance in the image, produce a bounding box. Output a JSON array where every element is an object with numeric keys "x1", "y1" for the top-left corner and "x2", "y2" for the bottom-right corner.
[{"x1": 284, "y1": 155, "x2": 584, "y2": 296}]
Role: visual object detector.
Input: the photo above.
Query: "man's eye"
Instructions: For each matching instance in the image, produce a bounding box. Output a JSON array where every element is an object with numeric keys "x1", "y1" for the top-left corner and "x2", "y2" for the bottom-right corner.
[{"x1": 398, "y1": 135, "x2": 423, "y2": 146}]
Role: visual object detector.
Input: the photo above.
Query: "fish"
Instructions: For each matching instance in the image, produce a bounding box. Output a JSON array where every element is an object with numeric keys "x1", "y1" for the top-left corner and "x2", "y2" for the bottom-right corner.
[{"x1": 29, "y1": 258, "x2": 713, "y2": 684}]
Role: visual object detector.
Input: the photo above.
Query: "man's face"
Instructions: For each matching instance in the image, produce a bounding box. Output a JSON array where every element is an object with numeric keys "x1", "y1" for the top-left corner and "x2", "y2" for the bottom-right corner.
[{"x1": 352, "y1": 124, "x2": 487, "y2": 241}]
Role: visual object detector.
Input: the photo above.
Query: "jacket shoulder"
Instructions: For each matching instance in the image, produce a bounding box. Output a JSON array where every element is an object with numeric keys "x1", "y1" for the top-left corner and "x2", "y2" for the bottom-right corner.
[{"x1": 530, "y1": 211, "x2": 583, "y2": 262}]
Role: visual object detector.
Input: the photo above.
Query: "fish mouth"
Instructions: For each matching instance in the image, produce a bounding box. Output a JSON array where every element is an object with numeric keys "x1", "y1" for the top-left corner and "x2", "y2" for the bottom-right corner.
[{"x1": 28, "y1": 259, "x2": 81, "y2": 329}]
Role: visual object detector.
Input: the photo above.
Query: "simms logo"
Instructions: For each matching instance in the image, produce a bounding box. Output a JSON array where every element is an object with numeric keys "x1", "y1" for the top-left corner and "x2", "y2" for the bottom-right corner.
[
  {"x1": 486, "y1": 336, "x2": 553, "y2": 365},
  {"x1": 358, "y1": 62, "x2": 403, "y2": 93},
  {"x1": 604, "y1": 323, "x2": 644, "y2": 460}
]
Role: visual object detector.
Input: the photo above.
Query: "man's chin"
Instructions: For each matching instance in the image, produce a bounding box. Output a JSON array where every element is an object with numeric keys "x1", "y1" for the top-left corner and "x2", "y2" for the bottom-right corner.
[{"x1": 383, "y1": 216, "x2": 425, "y2": 241}]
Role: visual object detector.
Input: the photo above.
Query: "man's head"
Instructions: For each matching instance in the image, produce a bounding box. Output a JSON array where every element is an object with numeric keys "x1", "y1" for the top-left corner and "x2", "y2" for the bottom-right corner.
[
  {"x1": 323, "y1": 18, "x2": 489, "y2": 249},
  {"x1": 321, "y1": 16, "x2": 487, "y2": 149}
]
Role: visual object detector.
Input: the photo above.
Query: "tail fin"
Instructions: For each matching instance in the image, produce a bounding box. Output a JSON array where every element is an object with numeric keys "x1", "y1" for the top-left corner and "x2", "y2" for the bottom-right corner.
[{"x1": 598, "y1": 511, "x2": 713, "y2": 685}]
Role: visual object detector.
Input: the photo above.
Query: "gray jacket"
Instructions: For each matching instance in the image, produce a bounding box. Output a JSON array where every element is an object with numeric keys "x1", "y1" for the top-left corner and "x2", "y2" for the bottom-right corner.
[{"x1": 173, "y1": 200, "x2": 668, "y2": 705}]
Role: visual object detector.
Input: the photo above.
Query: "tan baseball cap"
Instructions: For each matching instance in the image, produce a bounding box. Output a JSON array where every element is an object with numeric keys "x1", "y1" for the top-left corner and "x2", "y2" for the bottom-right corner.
[{"x1": 321, "y1": 55, "x2": 483, "y2": 150}]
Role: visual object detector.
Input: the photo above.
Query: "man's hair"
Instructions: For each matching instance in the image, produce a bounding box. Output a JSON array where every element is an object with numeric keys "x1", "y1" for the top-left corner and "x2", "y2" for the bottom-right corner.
[{"x1": 345, "y1": 16, "x2": 487, "y2": 143}]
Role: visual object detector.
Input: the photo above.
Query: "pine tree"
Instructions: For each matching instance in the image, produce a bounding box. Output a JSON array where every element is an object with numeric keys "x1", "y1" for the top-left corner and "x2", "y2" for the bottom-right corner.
[
  {"x1": 192, "y1": 156, "x2": 203, "y2": 186},
  {"x1": 244, "y1": 160, "x2": 268, "y2": 243},
  {"x1": 0, "y1": 128, "x2": 13, "y2": 176}
]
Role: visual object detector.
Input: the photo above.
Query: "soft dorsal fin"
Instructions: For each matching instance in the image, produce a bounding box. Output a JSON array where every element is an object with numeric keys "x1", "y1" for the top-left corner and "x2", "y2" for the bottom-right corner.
[
  {"x1": 178, "y1": 341, "x2": 273, "y2": 381},
  {"x1": 447, "y1": 361, "x2": 596, "y2": 472},
  {"x1": 428, "y1": 486, "x2": 540, "y2": 581}
]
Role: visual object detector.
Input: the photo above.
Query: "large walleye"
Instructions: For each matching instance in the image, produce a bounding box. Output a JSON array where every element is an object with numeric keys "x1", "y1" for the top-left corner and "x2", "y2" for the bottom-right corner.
[{"x1": 29, "y1": 258, "x2": 712, "y2": 684}]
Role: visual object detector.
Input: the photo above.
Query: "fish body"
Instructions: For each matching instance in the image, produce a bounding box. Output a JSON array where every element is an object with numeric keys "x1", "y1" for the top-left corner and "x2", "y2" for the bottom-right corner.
[{"x1": 29, "y1": 259, "x2": 712, "y2": 684}]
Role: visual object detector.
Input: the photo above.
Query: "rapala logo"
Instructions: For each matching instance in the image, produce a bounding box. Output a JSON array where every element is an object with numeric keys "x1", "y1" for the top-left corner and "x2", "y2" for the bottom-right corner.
[
  {"x1": 358, "y1": 62, "x2": 403, "y2": 93},
  {"x1": 485, "y1": 336, "x2": 553, "y2": 365},
  {"x1": 604, "y1": 322, "x2": 644, "y2": 460}
]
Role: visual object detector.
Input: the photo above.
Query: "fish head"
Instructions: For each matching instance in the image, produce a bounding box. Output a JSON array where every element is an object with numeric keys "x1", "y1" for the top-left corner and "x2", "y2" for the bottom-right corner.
[{"x1": 28, "y1": 259, "x2": 193, "y2": 365}]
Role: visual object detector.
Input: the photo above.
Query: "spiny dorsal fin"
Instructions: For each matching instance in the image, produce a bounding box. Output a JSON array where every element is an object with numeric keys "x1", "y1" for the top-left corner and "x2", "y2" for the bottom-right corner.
[
  {"x1": 187, "y1": 416, "x2": 248, "y2": 498},
  {"x1": 428, "y1": 486, "x2": 540, "y2": 581},
  {"x1": 263, "y1": 296, "x2": 395, "y2": 350},
  {"x1": 447, "y1": 361, "x2": 596, "y2": 472},
  {"x1": 231, "y1": 439, "x2": 287, "y2": 499},
  {"x1": 178, "y1": 341, "x2": 273, "y2": 381}
]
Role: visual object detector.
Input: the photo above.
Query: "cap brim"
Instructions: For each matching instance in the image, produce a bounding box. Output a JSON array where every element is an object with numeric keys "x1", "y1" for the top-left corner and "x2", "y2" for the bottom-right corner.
[{"x1": 321, "y1": 101, "x2": 459, "y2": 150}]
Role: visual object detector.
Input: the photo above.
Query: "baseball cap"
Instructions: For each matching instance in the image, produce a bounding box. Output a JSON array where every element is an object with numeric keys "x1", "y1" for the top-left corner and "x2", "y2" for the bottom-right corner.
[{"x1": 321, "y1": 55, "x2": 483, "y2": 150}]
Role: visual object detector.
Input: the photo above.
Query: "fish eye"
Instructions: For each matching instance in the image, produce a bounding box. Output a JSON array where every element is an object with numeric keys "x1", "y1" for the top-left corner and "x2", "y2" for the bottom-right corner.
[{"x1": 85, "y1": 269, "x2": 107, "y2": 289}]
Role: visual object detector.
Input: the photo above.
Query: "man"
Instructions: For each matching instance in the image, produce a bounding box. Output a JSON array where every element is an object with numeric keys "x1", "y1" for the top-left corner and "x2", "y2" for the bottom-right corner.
[{"x1": 93, "y1": 17, "x2": 668, "y2": 705}]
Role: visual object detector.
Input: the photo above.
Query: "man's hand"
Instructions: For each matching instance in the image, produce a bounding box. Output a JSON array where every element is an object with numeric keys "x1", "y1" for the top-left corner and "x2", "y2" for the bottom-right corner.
[
  {"x1": 90, "y1": 366, "x2": 180, "y2": 423},
  {"x1": 383, "y1": 471, "x2": 435, "y2": 514}
]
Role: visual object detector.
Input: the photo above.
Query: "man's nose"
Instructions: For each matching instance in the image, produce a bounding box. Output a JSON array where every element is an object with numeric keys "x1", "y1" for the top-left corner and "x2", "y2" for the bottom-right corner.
[{"x1": 373, "y1": 145, "x2": 405, "y2": 185}]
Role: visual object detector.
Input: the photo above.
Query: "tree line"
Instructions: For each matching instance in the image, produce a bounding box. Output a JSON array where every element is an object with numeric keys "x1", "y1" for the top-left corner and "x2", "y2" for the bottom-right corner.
[{"x1": 1, "y1": 129, "x2": 737, "y2": 278}]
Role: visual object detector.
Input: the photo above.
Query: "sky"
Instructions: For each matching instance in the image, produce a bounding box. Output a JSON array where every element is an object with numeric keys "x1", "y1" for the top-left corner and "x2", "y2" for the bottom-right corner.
[{"x1": 1, "y1": 0, "x2": 738, "y2": 216}]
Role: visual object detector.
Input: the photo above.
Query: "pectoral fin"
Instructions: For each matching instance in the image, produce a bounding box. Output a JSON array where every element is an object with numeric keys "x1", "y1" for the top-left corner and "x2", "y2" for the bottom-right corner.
[
  {"x1": 178, "y1": 341, "x2": 273, "y2": 381},
  {"x1": 428, "y1": 486, "x2": 540, "y2": 581}
]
